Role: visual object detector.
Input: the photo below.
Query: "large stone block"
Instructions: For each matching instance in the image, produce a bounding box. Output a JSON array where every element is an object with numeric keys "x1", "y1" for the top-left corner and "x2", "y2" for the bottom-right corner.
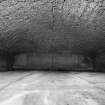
[
  {"x1": 14, "y1": 53, "x2": 93, "y2": 70},
  {"x1": 94, "y1": 54, "x2": 105, "y2": 71}
]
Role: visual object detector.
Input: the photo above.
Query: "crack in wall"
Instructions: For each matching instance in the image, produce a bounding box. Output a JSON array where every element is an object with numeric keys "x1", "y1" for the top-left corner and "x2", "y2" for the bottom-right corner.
[
  {"x1": 50, "y1": 0, "x2": 57, "y2": 31},
  {"x1": 49, "y1": 0, "x2": 66, "y2": 31}
]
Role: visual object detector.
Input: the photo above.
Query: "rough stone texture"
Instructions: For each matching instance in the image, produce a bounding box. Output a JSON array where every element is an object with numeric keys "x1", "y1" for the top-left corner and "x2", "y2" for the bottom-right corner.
[
  {"x1": 0, "y1": 0, "x2": 105, "y2": 69},
  {"x1": 0, "y1": 0, "x2": 104, "y2": 53}
]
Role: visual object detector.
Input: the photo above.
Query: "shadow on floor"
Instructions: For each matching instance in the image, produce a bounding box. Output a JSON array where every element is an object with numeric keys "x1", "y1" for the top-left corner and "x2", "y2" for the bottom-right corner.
[{"x1": 0, "y1": 67, "x2": 105, "y2": 74}]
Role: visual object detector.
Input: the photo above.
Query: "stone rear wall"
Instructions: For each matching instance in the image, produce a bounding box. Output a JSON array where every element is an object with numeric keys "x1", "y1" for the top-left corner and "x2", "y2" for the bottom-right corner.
[{"x1": 0, "y1": 0, "x2": 105, "y2": 71}]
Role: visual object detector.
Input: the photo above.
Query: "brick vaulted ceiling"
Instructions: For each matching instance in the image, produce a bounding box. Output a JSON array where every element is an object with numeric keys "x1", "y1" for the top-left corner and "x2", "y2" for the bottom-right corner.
[{"x1": 0, "y1": 0, "x2": 105, "y2": 55}]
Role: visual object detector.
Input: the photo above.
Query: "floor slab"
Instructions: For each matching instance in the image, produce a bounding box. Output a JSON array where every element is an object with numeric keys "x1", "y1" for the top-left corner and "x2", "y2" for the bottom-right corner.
[{"x1": 0, "y1": 71, "x2": 105, "y2": 105}]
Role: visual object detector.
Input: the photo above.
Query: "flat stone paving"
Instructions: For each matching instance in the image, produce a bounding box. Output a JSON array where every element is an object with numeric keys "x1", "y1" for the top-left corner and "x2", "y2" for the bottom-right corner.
[{"x1": 0, "y1": 71, "x2": 105, "y2": 105}]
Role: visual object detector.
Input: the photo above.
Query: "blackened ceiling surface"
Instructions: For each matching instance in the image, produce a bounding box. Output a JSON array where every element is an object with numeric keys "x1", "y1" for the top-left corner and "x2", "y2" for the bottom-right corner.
[{"x1": 0, "y1": 0, "x2": 105, "y2": 55}]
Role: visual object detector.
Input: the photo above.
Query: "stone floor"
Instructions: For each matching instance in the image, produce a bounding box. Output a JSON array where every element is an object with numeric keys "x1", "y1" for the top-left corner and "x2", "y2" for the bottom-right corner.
[{"x1": 0, "y1": 71, "x2": 105, "y2": 105}]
